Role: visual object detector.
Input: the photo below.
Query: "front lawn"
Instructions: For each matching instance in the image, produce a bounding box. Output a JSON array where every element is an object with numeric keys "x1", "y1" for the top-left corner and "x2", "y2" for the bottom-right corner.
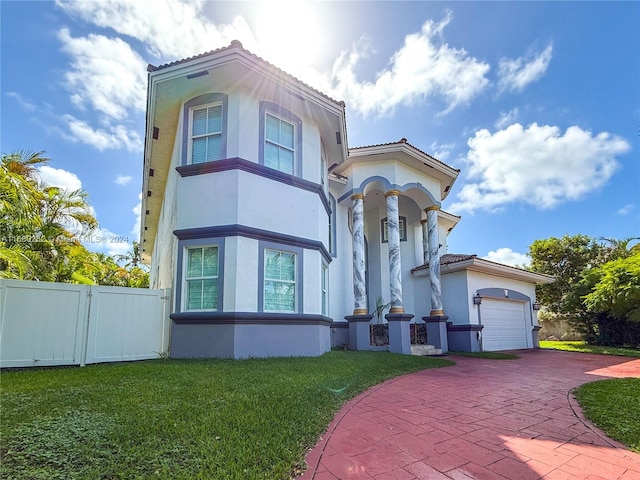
[
  {"x1": 540, "y1": 341, "x2": 640, "y2": 358},
  {"x1": 0, "y1": 351, "x2": 453, "y2": 480},
  {"x1": 574, "y1": 378, "x2": 640, "y2": 453}
]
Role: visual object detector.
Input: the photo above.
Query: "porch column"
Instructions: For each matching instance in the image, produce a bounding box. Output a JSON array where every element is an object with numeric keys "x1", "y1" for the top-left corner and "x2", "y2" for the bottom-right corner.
[
  {"x1": 385, "y1": 190, "x2": 404, "y2": 313},
  {"x1": 351, "y1": 194, "x2": 367, "y2": 315},
  {"x1": 385, "y1": 189, "x2": 413, "y2": 354},
  {"x1": 421, "y1": 218, "x2": 429, "y2": 264},
  {"x1": 423, "y1": 205, "x2": 448, "y2": 353},
  {"x1": 426, "y1": 206, "x2": 444, "y2": 315}
]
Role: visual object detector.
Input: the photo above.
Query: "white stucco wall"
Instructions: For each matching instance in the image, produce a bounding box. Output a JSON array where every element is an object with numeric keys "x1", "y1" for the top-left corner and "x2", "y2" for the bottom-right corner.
[
  {"x1": 347, "y1": 161, "x2": 441, "y2": 200},
  {"x1": 328, "y1": 201, "x2": 354, "y2": 322}
]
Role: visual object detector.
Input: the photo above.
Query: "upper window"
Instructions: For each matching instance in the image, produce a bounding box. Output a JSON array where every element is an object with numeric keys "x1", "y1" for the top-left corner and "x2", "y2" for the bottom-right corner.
[
  {"x1": 381, "y1": 216, "x2": 407, "y2": 243},
  {"x1": 181, "y1": 93, "x2": 228, "y2": 166},
  {"x1": 259, "y1": 101, "x2": 302, "y2": 176},
  {"x1": 190, "y1": 104, "x2": 223, "y2": 164},
  {"x1": 184, "y1": 246, "x2": 219, "y2": 310},
  {"x1": 264, "y1": 113, "x2": 295, "y2": 174},
  {"x1": 264, "y1": 249, "x2": 297, "y2": 312}
]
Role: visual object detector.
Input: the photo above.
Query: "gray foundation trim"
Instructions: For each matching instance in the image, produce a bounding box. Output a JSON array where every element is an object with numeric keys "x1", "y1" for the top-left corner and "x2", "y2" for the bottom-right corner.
[
  {"x1": 331, "y1": 322, "x2": 349, "y2": 329},
  {"x1": 174, "y1": 224, "x2": 332, "y2": 264},
  {"x1": 258, "y1": 241, "x2": 304, "y2": 313},
  {"x1": 181, "y1": 93, "x2": 228, "y2": 166},
  {"x1": 447, "y1": 324, "x2": 484, "y2": 332},
  {"x1": 259, "y1": 101, "x2": 303, "y2": 176},
  {"x1": 174, "y1": 237, "x2": 225, "y2": 314},
  {"x1": 176, "y1": 157, "x2": 331, "y2": 215},
  {"x1": 170, "y1": 311, "x2": 332, "y2": 325}
]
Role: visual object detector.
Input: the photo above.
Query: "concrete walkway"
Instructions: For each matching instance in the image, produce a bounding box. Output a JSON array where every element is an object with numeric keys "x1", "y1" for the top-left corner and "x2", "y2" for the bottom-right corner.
[{"x1": 299, "y1": 350, "x2": 640, "y2": 480}]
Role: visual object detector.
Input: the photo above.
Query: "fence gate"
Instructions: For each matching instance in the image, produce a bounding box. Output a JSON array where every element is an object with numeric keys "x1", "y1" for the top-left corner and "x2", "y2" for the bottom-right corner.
[{"x1": 0, "y1": 280, "x2": 170, "y2": 368}]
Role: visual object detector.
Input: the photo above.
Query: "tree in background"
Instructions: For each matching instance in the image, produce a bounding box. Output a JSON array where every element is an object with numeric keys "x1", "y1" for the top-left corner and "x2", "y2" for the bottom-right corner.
[
  {"x1": 0, "y1": 151, "x2": 148, "y2": 287},
  {"x1": 529, "y1": 234, "x2": 639, "y2": 346}
]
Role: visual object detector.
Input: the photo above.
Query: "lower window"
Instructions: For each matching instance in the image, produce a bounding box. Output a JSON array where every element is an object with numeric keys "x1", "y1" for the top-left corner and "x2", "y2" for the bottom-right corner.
[
  {"x1": 185, "y1": 246, "x2": 219, "y2": 310},
  {"x1": 264, "y1": 249, "x2": 296, "y2": 312}
]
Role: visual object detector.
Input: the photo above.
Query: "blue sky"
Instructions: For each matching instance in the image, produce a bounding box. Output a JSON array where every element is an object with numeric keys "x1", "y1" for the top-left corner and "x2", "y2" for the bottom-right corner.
[{"x1": 2, "y1": 1, "x2": 638, "y2": 265}]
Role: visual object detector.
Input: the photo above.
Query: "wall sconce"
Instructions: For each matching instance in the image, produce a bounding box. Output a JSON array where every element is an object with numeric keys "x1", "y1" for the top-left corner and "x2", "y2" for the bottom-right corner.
[
  {"x1": 532, "y1": 301, "x2": 542, "y2": 311},
  {"x1": 473, "y1": 293, "x2": 482, "y2": 306}
]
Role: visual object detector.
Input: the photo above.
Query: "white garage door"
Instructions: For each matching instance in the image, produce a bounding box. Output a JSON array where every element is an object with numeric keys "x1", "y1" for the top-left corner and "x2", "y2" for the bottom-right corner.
[{"x1": 481, "y1": 299, "x2": 528, "y2": 351}]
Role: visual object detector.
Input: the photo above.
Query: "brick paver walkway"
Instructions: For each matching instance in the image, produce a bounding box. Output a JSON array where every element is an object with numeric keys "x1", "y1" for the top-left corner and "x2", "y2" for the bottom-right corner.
[{"x1": 299, "y1": 350, "x2": 640, "y2": 479}]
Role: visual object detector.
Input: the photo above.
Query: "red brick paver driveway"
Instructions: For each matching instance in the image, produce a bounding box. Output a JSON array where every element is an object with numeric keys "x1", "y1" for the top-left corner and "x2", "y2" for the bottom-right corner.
[{"x1": 300, "y1": 350, "x2": 640, "y2": 480}]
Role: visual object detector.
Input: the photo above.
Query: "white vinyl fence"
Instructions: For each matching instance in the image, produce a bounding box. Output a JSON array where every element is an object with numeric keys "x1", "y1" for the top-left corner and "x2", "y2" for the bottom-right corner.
[{"x1": 0, "y1": 280, "x2": 170, "y2": 368}]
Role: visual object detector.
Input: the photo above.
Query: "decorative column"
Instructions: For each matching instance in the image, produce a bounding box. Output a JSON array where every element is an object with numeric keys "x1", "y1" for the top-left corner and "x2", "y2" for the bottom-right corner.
[
  {"x1": 351, "y1": 194, "x2": 367, "y2": 315},
  {"x1": 426, "y1": 206, "x2": 444, "y2": 316},
  {"x1": 420, "y1": 218, "x2": 429, "y2": 264},
  {"x1": 422, "y1": 205, "x2": 448, "y2": 353},
  {"x1": 385, "y1": 190, "x2": 404, "y2": 314},
  {"x1": 345, "y1": 193, "x2": 372, "y2": 351},
  {"x1": 384, "y1": 190, "x2": 413, "y2": 354}
]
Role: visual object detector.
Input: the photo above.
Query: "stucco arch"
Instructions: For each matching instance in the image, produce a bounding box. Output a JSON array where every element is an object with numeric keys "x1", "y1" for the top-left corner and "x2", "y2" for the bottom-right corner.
[{"x1": 338, "y1": 176, "x2": 440, "y2": 208}]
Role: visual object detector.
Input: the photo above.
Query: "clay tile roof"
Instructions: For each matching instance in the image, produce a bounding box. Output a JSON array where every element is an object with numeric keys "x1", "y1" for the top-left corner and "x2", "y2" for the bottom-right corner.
[
  {"x1": 147, "y1": 40, "x2": 344, "y2": 106},
  {"x1": 349, "y1": 138, "x2": 460, "y2": 172},
  {"x1": 411, "y1": 253, "x2": 477, "y2": 272}
]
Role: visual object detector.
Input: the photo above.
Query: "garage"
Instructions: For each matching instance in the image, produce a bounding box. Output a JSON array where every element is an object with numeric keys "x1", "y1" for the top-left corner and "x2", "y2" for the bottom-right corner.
[{"x1": 480, "y1": 298, "x2": 529, "y2": 351}]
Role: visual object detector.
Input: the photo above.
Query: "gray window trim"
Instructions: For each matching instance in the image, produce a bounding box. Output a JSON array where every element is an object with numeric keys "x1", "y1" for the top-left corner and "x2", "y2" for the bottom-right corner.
[
  {"x1": 329, "y1": 194, "x2": 337, "y2": 257},
  {"x1": 381, "y1": 216, "x2": 407, "y2": 243},
  {"x1": 182, "y1": 93, "x2": 228, "y2": 166},
  {"x1": 258, "y1": 241, "x2": 303, "y2": 313},
  {"x1": 175, "y1": 237, "x2": 225, "y2": 313},
  {"x1": 259, "y1": 101, "x2": 303, "y2": 176}
]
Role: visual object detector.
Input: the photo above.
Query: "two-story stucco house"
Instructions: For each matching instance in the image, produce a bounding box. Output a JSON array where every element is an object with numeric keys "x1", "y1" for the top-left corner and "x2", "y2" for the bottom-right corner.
[{"x1": 140, "y1": 41, "x2": 553, "y2": 359}]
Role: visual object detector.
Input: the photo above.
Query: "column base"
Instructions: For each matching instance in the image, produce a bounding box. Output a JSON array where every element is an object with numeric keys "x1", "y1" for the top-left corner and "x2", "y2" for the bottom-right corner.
[
  {"x1": 345, "y1": 314, "x2": 373, "y2": 351},
  {"x1": 385, "y1": 313, "x2": 414, "y2": 354},
  {"x1": 446, "y1": 323, "x2": 482, "y2": 352},
  {"x1": 423, "y1": 315, "x2": 449, "y2": 353}
]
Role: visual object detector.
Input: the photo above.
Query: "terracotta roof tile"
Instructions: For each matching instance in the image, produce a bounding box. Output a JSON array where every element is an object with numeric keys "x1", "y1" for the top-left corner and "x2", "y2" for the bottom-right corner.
[
  {"x1": 148, "y1": 40, "x2": 344, "y2": 106},
  {"x1": 411, "y1": 253, "x2": 477, "y2": 272}
]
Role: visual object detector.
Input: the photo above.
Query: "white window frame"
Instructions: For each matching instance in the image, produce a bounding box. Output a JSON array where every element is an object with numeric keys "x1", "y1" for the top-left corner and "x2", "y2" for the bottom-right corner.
[
  {"x1": 382, "y1": 217, "x2": 407, "y2": 243},
  {"x1": 183, "y1": 245, "x2": 219, "y2": 311},
  {"x1": 321, "y1": 264, "x2": 329, "y2": 316},
  {"x1": 264, "y1": 112, "x2": 296, "y2": 175},
  {"x1": 263, "y1": 248, "x2": 297, "y2": 313},
  {"x1": 188, "y1": 102, "x2": 223, "y2": 165}
]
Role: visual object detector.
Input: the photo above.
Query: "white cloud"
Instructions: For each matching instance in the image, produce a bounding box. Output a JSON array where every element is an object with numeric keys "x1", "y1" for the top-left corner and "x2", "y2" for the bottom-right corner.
[
  {"x1": 320, "y1": 12, "x2": 490, "y2": 116},
  {"x1": 483, "y1": 248, "x2": 530, "y2": 268},
  {"x1": 617, "y1": 204, "x2": 635, "y2": 215},
  {"x1": 82, "y1": 227, "x2": 131, "y2": 257},
  {"x1": 429, "y1": 141, "x2": 456, "y2": 162},
  {"x1": 56, "y1": 0, "x2": 258, "y2": 59},
  {"x1": 450, "y1": 123, "x2": 630, "y2": 213},
  {"x1": 37, "y1": 165, "x2": 83, "y2": 191},
  {"x1": 58, "y1": 28, "x2": 147, "y2": 120},
  {"x1": 131, "y1": 192, "x2": 142, "y2": 241},
  {"x1": 495, "y1": 108, "x2": 519, "y2": 129},
  {"x1": 6, "y1": 91, "x2": 37, "y2": 111},
  {"x1": 498, "y1": 43, "x2": 553, "y2": 92},
  {"x1": 115, "y1": 175, "x2": 133, "y2": 186},
  {"x1": 62, "y1": 115, "x2": 143, "y2": 152}
]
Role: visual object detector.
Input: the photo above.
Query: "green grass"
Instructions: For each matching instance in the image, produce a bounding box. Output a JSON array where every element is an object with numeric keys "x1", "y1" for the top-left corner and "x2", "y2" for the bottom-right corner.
[
  {"x1": 449, "y1": 351, "x2": 519, "y2": 360},
  {"x1": 0, "y1": 351, "x2": 453, "y2": 480},
  {"x1": 540, "y1": 341, "x2": 640, "y2": 358},
  {"x1": 574, "y1": 378, "x2": 640, "y2": 453}
]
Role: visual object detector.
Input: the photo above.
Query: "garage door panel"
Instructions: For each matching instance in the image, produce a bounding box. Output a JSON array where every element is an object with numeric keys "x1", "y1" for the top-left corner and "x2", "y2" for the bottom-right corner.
[{"x1": 481, "y1": 299, "x2": 528, "y2": 351}]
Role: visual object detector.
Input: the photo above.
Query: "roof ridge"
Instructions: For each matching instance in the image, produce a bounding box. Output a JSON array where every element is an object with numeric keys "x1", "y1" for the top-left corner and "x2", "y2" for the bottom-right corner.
[
  {"x1": 349, "y1": 138, "x2": 460, "y2": 172},
  {"x1": 148, "y1": 40, "x2": 345, "y2": 106}
]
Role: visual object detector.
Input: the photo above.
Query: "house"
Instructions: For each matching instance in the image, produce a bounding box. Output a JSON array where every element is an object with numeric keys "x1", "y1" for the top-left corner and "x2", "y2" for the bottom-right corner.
[{"x1": 140, "y1": 41, "x2": 553, "y2": 359}]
